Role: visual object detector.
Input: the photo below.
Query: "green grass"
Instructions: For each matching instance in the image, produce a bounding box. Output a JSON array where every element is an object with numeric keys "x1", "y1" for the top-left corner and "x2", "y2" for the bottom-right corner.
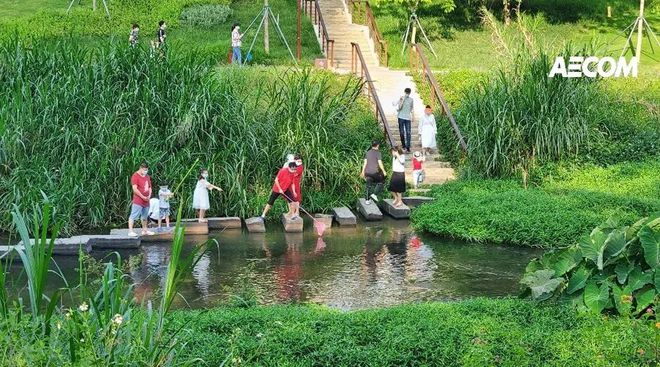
[
  {"x1": 410, "y1": 160, "x2": 660, "y2": 248},
  {"x1": 0, "y1": 0, "x2": 64, "y2": 18},
  {"x1": 169, "y1": 298, "x2": 657, "y2": 366}
]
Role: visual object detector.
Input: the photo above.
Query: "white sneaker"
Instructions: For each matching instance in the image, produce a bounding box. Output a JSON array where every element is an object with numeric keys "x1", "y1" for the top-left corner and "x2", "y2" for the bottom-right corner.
[
  {"x1": 365, "y1": 199, "x2": 372, "y2": 205},
  {"x1": 370, "y1": 194, "x2": 379, "y2": 202},
  {"x1": 127, "y1": 231, "x2": 138, "y2": 237},
  {"x1": 143, "y1": 230, "x2": 155, "y2": 236}
]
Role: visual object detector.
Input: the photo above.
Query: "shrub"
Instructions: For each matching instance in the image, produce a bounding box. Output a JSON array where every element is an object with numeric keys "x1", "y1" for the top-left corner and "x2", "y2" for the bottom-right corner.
[
  {"x1": 522, "y1": 213, "x2": 659, "y2": 317},
  {"x1": 411, "y1": 161, "x2": 660, "y2": 248},
  {"x1": 180, "y1": 4, "x2": 233, "y2": 27}
]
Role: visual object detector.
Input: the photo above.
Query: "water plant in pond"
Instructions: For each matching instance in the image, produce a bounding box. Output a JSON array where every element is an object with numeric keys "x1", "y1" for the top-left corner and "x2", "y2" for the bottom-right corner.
[
  {"x1": 0, "y1": 202, "x2": 216, "y2": 365},
  {"x1": 521, "y1": 213, "x2": 659, "y2": 316}
]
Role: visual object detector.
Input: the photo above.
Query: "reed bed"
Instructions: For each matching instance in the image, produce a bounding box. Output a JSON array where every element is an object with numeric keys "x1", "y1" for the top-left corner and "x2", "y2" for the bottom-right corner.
[{"x1": 0, "y1": 37, "x2": 379, "y2": 234}]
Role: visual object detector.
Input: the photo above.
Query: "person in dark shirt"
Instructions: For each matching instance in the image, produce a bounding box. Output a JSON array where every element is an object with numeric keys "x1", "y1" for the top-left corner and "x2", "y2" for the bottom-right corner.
[
  {"x1": 360, "y1": 140, "x2": 387, "y2": 205},
  {"x1": 260, "y1": 162, "x2": 298, "y2": 220},
  {"x1": 129, "y1": 23, "x2": 139, "y2": 47},
  {"x1": 155, "y1": 20, "x2": 166, "y2": 49}
]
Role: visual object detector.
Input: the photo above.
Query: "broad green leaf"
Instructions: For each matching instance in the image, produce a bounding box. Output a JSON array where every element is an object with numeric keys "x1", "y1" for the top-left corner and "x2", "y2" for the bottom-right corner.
[
  {"x1": 638, "y1": 225, "x2": 659, "y2": 269},
  {"x1": 583, "y1": 281, "x2": 609, "y2": 313},
  {"x1": 580, "y1": 230, "x2": 607, "y2": 270},
  {"x1": 626, "y1": 268, "x2": 652, "y2": 293},
  {"x1": 541, "y1": 247, "x2": 581, "y2": 277},
  {"x1": 655, "y1": 270, "x2": 660, "y2": 290},
  {"x1": 626, "y1": 217, "x2": 648, "y2": 241},
  {"x1": 611, "y1": 284, "x2": 632, "y2": 316},
  {"x1": 566, "y1": 265, "x2": 590, "y2": 294},
  {"x1": 603, "y1": 229, "x2": 627, "y2": 260},
  {"x1": 614, "y1": 262, "x2": 634, "y2": 285},
  {"x1": 634, "y1": 286, "x2": 656, "y2": 315},
  {"x1": 524, "y1": 258, "x2": 543, "y2": 274},
  {"x1": 521, "y1": 269, "x2": 562, "y2": 301}
]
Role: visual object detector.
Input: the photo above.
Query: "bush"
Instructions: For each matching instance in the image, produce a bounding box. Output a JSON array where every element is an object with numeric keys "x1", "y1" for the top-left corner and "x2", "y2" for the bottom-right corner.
[
  {"x1": 180, "y1": 4, "x2": 233, "y2": 27},
  {"x1": 169, "y1": 298, "x2": 656, "y2": 366},
  {"x1": 0, "y1": 38, "x2": 379, "y2": 234},
  {"x1": 411, "y1": 161, "x2": 660, "y2": 248}
]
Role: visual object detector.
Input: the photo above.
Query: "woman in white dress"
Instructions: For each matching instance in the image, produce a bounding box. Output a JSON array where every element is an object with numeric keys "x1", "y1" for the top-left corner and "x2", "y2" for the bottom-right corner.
[
  {"x1": 419, "y1": 105, "x2": 437, "y2": 155},
  {"x1": 193, "y1": 169, "x2": 223, "y2": 223}
]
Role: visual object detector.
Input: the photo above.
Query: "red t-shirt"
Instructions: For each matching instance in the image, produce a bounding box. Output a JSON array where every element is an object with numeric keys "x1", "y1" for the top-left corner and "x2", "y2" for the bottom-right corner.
[
  {"x1": 273, "y1": 168, "x2": 294, "y2": 193},
  {"x1": 413, "y1": 157, "x2": 423, "y2": 170},
  {"x1": 293, "y1": 165, "x2": 304, "y2": 200},
  {"x1": 131, "y1": 172, "x2": 152, "y2": 207}
]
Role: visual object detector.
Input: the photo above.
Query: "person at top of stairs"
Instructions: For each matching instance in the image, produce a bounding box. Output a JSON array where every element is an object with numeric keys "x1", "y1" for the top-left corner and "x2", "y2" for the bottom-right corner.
[{"x1": 396, "y1": 88, "x2": 414, "y2": 153}]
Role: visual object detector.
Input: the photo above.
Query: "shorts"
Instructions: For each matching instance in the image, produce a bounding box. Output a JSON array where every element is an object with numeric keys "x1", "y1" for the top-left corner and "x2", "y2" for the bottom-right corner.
[
  {"x1": 129, "y1": 203, "x2": 149, "y2": 221},
  {"x1": 159, "y1": 207, "x2": 170, "y2": 218},
  {"x1": 268, "y1": 190, "x2": 293, "y2": 206}
]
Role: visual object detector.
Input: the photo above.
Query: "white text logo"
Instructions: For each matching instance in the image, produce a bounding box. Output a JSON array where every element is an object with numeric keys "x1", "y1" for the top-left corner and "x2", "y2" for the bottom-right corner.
[{"x1": 548, "y1": 56, "x2": 638, "y2": 78}]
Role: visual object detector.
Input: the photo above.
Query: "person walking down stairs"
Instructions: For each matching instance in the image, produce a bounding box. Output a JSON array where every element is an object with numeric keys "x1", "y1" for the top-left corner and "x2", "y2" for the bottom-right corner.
[{"x1": 396, "y1": 88, "x2": 414, "y2": 153}]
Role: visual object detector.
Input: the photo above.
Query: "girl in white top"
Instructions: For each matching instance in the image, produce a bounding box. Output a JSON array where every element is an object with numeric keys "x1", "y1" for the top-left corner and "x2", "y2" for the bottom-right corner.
[
  {"x1": 388, "y1": 146, "x2": 406, "y2": 207},
  {"x1": 419, "y1": 105, "x2": 437, "y2": 155},
  {"x1": 193, "y1": 169, "x2": 223, "y2": 223}
]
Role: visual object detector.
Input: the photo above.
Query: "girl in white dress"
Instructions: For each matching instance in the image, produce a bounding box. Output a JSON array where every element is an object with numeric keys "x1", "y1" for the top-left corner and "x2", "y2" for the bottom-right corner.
[
  {"x1": 193, "y1": 169, "x2": 223, "y2": 223},
  {"x1": 419, "y1": 105, "x2": 437, "y2": 155}
]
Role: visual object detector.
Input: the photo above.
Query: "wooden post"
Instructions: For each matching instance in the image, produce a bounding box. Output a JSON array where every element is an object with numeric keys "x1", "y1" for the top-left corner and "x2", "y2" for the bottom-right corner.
[
  {"x1": 297, "y1": 0, "x2": 302, "y2": 59},
  {"x1": 636, "y1": 0, "x2": 645, "y2": 62},
  {"x1": 607, "y1": 5, "x2": 612, "y2": 18},
  {"x1": 264, "y1": 0, "x2": 270, "y2": 55}
]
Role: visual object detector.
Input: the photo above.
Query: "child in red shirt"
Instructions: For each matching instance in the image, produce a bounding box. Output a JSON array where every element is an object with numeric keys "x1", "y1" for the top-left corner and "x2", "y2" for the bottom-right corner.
[
  {"x1": 260, "y1": 162, "x2": 298, "y2": 220},
  {"x1": 412, "y1": 151, "x2": 425, "y2": 189}
]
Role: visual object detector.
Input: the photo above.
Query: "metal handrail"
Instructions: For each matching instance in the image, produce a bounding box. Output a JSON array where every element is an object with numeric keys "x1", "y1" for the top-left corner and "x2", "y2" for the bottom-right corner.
[
  {"x1": 410, "y1": 44, "x2": 468, "y2": 152},
  {"x1": 302, "y1": 0, "x2": 335, "y2": 67},
  {"x1": 351, "y1": 42, "x2": 395, "y2": 147},
  {"x1": 344, "y1": 0, "x2": 388, "y2": 66}
]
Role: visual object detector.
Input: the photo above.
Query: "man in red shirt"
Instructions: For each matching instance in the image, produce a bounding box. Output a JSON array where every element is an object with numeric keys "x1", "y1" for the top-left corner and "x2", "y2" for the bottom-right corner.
[
  {"x1": 128, "y1": 162, "x2": 155, "y2": 237},
  {"x1": 260, "y1": 162, "x2": 297, "y2": 220}
]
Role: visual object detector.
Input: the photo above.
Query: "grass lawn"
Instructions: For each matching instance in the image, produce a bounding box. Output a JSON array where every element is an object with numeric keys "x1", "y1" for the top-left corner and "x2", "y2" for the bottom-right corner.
[
  {"x1": 0, "y1": 0, "x2": 65, "y2": 19},
  {"x1": 171, "y1": 298, "x2": 656, "y2": 366}
]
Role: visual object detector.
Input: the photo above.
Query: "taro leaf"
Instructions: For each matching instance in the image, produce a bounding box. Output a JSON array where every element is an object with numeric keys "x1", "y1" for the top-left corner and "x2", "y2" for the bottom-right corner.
[
  {"x1": 626, "y1": 217, "x2": 648, "y2": 241},
  {"x1": 655, "y1": 270, "x2": 660, "y2": 290},
  {"x1": 625, "y1": 267, "x2": 652, "y2": 293},
  {"x1": 547, "y1": 247, "x2": 582, "y2": 277},
  {"x1": 525, "y1": 258, "x2": 543, "y2": 274},
  {"x1": 583, "y1": 281, "x2": 609, "y2": 314},
  {"x1": 614, "y1": 262, "x2": 634, "y2": 285},
  {"x1": 566, "y1": 265, "x2": 590, "y2": 294},
  {"x1": 634, "y1": 286, "x2": 656, "y2": 315},
  {"x1": 611, "y1": 284, "x2": 632, "y2": 316},
  {"x1": 580, "y1": 229, "x2": 608, "y2": 270},
  {"x1": 521, "y1": 269, "x2": 563, "y2": 301},
  {"x1": 638, "y1": 225, "x2": 659, "y2": 269},
  {"x1": 603, "y1": 229, "x2": 627, "y2": 261}
]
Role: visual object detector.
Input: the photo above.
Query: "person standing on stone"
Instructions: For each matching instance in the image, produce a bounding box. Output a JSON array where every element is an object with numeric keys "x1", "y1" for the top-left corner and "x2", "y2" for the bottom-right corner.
[
  {"x1": 193, "y1": 169, "x2": 223, "y2": 223},
  {"x1": 260, "y1": 162, "x2": 298, "y2": 220},
  {"x1": 158, "y1": 184, "x2": 174, "y2": 228},
  {"x1": 128, "y1": 162, "x2": 155, "y2": 237},
  {"x1": 291, "y1": 155, "x2": 304, "y2": 219},
  {"x1": 388, "y1": 146, "x2": 406, "y2": 207},
  {"x1": 419, "y1": 105, "x2": 437, "y2": 155},
  {"x1": 231, "y1": 23, "x2": 244, "y2": 64},
  {"x1": 360, "y1": 140, "x2": 387, "y2": 205},
  {"x1": 396, "y1": 88, "x2": 414, "y2": 153}
]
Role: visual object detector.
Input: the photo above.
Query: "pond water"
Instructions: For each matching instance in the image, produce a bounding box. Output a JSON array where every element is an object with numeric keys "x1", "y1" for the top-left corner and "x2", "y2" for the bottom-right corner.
[{"x1": 4, "y1": 219, "x2": 542, "y2": 310}]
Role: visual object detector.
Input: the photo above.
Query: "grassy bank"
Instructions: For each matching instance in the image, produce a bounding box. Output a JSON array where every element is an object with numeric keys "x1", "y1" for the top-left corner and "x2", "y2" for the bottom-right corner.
[
  {"x1": 170, "y1": 298, "x2": 657, "y2": 366},
  {"x1": 411, "y1": 160, "x2": 660, "y2": 248},
  {"x1": 0, "y1": 39, "x2": 379, "y2": 234}
]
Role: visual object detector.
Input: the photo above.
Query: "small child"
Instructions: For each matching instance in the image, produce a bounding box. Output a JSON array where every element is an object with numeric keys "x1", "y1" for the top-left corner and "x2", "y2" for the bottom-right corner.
[
  {"x1": 193, "y1": 169, "x2": 223, "y2": 223},
  {"x1": 412, "y1": 151, "x2": 425, "y2": 189},
  {"x1": 148, "y1": 197, "x2": 161, "y2": 227},
  {"x1": 129, "y1": 23, "x2": 139, "y2": 47},
  {"x1": 158, "y1": 185, "x2": 174, "y2": 228}
]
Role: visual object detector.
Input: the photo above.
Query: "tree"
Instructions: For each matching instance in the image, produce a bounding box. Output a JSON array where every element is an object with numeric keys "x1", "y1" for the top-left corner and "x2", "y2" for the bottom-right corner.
[{"x1": 370, "y1": 0, "x2": 456, "y2": 13}]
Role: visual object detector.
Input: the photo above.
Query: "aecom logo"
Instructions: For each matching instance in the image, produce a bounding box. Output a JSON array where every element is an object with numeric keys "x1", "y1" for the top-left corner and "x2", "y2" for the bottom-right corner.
[{"x1": 548, "y1": 56, "x2": 638, "y2": 78}]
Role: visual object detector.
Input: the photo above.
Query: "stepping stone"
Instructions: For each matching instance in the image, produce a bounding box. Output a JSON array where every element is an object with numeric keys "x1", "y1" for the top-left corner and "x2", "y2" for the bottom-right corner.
[
  {"x1": 80, "y1": 235, "x2": 141, "y2": 250},
  {"x1": 314, "y1": 214, "x2": 333, "y2": 231},
  {"x1": 208, "y1": 217, "x2": 242, "y2": 230},
  {"x1": 110, "y1": 227, "x2": 176, "y2": 242},
  {"x1": 356, "y1": 198, "x2": 383, "y2": 221},
  {"x1": 281, "y1": 214, "x2": 303, "y2": 233},
  {"x1": 379, "y1": 199, "x2": 411, "y2": 219},
  {"x1": 176, "y1": 220, "x2": 209, "y2": 235},
  {"x1": 332, "y1": 207, "x2": 357, "y2": 226},
  {"x1": 402, "y1": 196, "x2": 434, "y2": 208},
  {"x1": 14, "y1": 237, "x2": 92, "y2": 255},
  {"x1": 245, "y1": 217, "x2": 266, "y2": 233}
]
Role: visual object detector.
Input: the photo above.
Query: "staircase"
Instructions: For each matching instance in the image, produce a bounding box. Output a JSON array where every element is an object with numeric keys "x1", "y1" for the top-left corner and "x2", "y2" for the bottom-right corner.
[{"x1": 316, "y1": 0, "x2": 454, "y2": 185}]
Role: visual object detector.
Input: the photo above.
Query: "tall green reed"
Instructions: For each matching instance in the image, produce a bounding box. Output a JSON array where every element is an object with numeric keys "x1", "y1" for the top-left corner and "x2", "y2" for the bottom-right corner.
[{"x1": 0, "y1": 36, "x2": 379, "y2": 234}]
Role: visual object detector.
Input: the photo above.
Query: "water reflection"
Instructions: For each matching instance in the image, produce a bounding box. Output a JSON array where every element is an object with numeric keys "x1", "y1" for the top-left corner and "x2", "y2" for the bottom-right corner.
[{"x1": 7, "y1": 219, "x2": 542, "y2": 310}]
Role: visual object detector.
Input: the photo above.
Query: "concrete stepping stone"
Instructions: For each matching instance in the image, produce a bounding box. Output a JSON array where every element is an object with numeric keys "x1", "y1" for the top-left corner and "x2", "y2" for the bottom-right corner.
[
  {"x1": 79, "y1": 235, "x2": 141, "y2": 250},
  {"x1": 110, "y1": 227, "x2": 176, "y2": 242},
  {"x1": 402, "y1": 196, "x2": 434, "y2": 208},
  {"x1": 356, "y1": 198, "x2": 383, "y2": 221},
  {"x1": 314, "y1": 214, "x2": 333, "y2": 231},
  {"x1": 281, "y1": 214, "x2": 303, "y2": 233},
  {"x1": 245, "y1": 217, "x2": 266, "y2": 233},
  {"x1": 379, "y1": 199, "x2": 411, "y2": 219},
  {"x1": 207, "y1": 217, "x2": 242, "y2": 230},
  {"x1": 175, "y1": 220, "x2": 209, "y2": 235},
  {"x1": 13, "y1": 237, "x2": 92, "y2": 255},
  {"x1": 332, "y1": 207, "x2": 357, "y2": 226}
]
